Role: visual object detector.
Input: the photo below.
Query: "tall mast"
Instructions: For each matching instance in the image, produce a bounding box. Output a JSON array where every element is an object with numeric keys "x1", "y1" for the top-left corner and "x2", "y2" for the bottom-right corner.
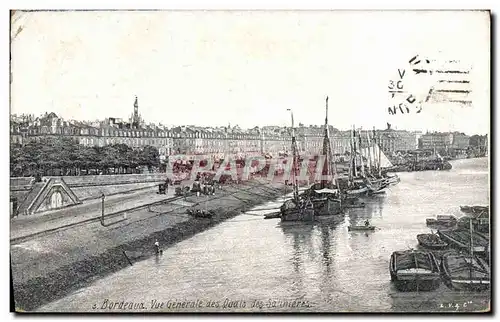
[
  {"x1": 358, "y1": 129, "x2": 365, "y2": 178},
  {"x1": 366, "y1": 131, "x2": 373, "y2": 175},
  {"x1": 322, "y1": 96, "x2": 333, "y2": 188},
  {"x1": 353, "y1": 126, "x2": 358, "y2": 178},
  {"x1": 348, "y1": 129, "x2": 354, "y2": 185},
  {"x1": 377, "y1": 134, "x2": 382, "y2": 177},
  {"x1": 372, "y1": 127, "x2": 378, "y2": 171},
  {"x1": 288, "y1": 109, "x2": 299, "y2": 201}
]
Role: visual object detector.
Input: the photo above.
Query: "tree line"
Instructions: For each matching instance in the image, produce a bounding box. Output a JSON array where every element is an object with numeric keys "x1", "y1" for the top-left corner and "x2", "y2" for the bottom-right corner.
[{"x1": 10, "y1": 137, "x2": 160, "y2": 177}]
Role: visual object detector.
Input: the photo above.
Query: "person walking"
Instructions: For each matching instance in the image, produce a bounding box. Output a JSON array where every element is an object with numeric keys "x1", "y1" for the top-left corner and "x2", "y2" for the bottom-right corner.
[{"x1": 154, "y1": 239, "x2": 160, "y2": 254}]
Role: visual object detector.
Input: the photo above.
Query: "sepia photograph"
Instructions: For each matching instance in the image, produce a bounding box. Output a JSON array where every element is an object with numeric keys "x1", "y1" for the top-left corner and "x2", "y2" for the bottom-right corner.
[{"x1": 9, "y1": 9, "x2": 491, "y2": 313}]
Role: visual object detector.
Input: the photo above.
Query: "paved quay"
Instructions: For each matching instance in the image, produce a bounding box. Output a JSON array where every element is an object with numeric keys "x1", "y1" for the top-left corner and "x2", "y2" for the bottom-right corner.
[
  {"x1": 11, "y1": 179, "x2": 286, "y2": 311},
  {"x1": 10, "y1": 187, "x2": 176, "y2": 241}
]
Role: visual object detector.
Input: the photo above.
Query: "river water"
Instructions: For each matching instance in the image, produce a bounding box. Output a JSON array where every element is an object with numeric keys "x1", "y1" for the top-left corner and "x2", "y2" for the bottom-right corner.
[{"x1": 39, "y1": 158, "x2": 490, "y2": 313}]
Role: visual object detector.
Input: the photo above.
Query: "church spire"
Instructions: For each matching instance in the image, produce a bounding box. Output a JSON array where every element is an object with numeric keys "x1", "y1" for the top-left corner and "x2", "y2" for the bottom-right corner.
[
  {"x1": 131, "y1": 96, "x2": 140, "y2": 128},
  {"x1": 324, "y1": 96, "x2": 329, "y2": 136}
]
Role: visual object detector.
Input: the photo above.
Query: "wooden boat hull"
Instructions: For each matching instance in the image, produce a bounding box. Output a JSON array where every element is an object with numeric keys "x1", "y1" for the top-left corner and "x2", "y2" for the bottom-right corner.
[
  {"x1": 426, "y1": 218, "x2": 437, "y2": 225},
  {"x1": 417, "y1": 242, "x2": 448, "y2": 250},
  {"x1": 417, "y1": 234, "x2": 448, "y2": 250},
  {"x1": 311, "y1": 198, "x2": 342, "y2": 216},
  {"x1": 438, "y1": 230, "x2": 488, "y2": 254},
  {"x1": 369, "y1": 190, "x2": 386, "y2": 195},
  {"x1": 345, "y1": 204, "x2": 365, "y2": 209},
  {"x1": 264, "y1": 212, "x2": 280, "y2": 219},
  {"x1": 365, "y1": 176, "x2": 394, "y2": 192},
  {"x1": 444, "y1": 278, "x2": 490, "y2": 291},
  {"x1": 389, "y1": 251, "x2": 441, "y2": 292},
  {"x1": 348, "y1": 226, "x2": 375, "y2": 231},
  {"x1": 346, "y1": 187, "x2": 368, "y2": 196},
  {"x1": 281, "y1": 209, "x2": 315, "y2": 222},
  {"x1": 441, "y1": 253, "x2": 490, "y2": 291},
  {"x1": 280, "y1": 199, "x2": 315, "y2": 222},
  {"x1": 426, "y1": 217, "x2": 457, "y2": 227},
  {"x1": 390, "y1": 276, "x2": 441, "y2": 292},
  {"x1": 460, "y1": 205, "x2": 488, "y2": 214}
]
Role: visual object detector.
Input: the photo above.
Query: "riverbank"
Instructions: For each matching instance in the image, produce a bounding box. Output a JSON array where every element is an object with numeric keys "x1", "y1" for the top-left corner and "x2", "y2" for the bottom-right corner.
[{"x1": 12, "y1": 179, "x2": 285, "y2": 312}]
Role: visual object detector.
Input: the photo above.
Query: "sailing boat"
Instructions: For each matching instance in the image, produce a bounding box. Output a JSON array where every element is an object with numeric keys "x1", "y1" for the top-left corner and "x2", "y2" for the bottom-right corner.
[
  {"x1": 441, "y1": 218, "x2": 490, "y2": 291},
  {"x1": 343, "y1": 126, "x2": 370, "y2": 196},
  {"x1": 280, "y1": 109, "x2": 315, "y2": 222},
  {"x1": 303, "y1": 96, "x2": 343, "y2": 217},
  {"x1": 361, "y1": 128, "x2": 400, "y2": 192}
]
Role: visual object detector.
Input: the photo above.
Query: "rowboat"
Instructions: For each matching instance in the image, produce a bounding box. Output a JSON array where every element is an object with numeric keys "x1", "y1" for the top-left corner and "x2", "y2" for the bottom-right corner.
[
  {"x1": 389, "y1": 250, "x2": 441, "y2": 291},
  {"x1": 348, "y1": 225, "x2": 375, "y2": 231},
  {"x1": 416, "y1": 233, "x2": 448, "y2": 250}
]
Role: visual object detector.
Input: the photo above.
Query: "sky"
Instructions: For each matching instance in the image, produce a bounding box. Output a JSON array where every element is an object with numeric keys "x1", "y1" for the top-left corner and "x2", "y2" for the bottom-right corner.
[{"x1": 10, "y1": 10, "x2": 490, "y2": 135}]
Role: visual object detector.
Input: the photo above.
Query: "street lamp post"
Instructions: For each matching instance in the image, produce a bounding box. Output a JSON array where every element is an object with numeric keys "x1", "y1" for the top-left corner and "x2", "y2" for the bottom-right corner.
[{"x1": 101, "y1": 193, "x2": 105, "y2": 225}]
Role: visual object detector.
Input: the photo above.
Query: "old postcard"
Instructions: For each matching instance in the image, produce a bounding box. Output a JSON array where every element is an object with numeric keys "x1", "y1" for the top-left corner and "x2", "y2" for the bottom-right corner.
[{"x1": 9, "y1": 10, "x2": 490, "y2": 313}]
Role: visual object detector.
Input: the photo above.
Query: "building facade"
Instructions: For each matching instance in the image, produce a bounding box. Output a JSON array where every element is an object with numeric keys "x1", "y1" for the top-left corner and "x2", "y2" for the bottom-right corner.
[
  {"x1": 14, "y1": 98, "x2": 479, "y2": 160},
  {"x1": 451, "y1": 132, "x2": 470, "y2": 150},
  {"x1": 420, "y1": 132, "x2": 454, "y2": 153}
]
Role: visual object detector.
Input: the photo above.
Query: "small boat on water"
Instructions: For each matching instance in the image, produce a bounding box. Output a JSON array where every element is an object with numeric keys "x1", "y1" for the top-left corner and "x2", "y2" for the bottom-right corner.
[
  {"x1": 457, "y1": 214, "x2": 489, "y2": 234},
  {"x1": 389, "y1": 250, "x2": 441, "y2": 291},
  {"x1": 441, "y1": 217, "x2": 490, "y2": 291},
  {"x1": 426, "y1": 215, "x2": 457, "y2": 226},
  {"x1": 438, "y1": 229, "x2": 489, "y2": 254},
  {"x1": 441, "y1": 253, "x2": 490, "y2": 291},
  {"x1": 264, "y1": 212, "x2": 281, "y2": 220},
  {"x1": 460, "y1": 205, "x2": 488, "y2": 214},
  {"x1": 348, "y1": 225, "x2": 376, "y2": 231},
  {"x1": 417, "y1": 233, "x2": 448, "y2": 250}
]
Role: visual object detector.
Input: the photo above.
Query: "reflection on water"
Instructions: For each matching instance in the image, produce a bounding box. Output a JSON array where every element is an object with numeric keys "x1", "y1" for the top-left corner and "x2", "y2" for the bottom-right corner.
[
  {"x1": 347, "y1": 195, "x2": 384, "y2": 226},
  {"x1": 39, "y1": 158, "x2": 489, "y2": 313}
]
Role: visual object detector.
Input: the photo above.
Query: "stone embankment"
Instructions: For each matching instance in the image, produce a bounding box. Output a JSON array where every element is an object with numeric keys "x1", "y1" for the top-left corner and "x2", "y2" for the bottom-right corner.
[{"x1": 11, "y1": 179, "x2": 285, "y2": 312}]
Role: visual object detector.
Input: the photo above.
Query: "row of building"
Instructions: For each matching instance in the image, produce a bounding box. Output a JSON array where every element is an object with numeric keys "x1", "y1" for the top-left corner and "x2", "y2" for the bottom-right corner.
[{"x1": 10, "y1": 98, "x2": 487, "y2": 160}]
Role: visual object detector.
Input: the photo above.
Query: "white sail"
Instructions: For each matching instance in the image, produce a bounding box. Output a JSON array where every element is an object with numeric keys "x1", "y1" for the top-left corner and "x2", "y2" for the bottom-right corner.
[{"x1": 360, "y1": 143, "x2": 393, "y2": 168}]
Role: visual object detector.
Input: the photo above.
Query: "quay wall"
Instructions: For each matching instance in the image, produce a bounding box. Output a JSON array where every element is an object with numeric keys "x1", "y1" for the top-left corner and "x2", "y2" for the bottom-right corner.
[
  {"x1": 10, "y1": 174, "x2": 169, "y2": 205},
  {"x1": 11, "y1": 180, "x2": 285, "y2": 312},
  {"x1": 49, "y1": 173, "x2": 168, "y2": 187}
]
